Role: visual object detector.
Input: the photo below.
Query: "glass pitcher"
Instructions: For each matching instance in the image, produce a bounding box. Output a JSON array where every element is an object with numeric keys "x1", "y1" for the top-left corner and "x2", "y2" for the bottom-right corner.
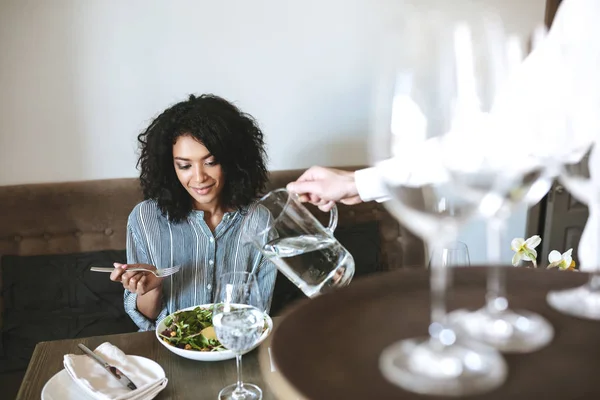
[{"x1": 245, "y1": 188, "x2": 355, "y2": 298}]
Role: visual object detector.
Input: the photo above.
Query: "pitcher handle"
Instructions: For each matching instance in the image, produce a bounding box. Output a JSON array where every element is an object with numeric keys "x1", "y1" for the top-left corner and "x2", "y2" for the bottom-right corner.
[{"x1": 327, "y1": 203, "x2": 338, "y2": 234}]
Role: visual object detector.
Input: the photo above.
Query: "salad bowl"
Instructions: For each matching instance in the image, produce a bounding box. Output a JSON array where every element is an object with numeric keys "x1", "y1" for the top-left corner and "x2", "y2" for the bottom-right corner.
[{"x1": 155, "y1": 304, "x2": 273, "y2": 362}]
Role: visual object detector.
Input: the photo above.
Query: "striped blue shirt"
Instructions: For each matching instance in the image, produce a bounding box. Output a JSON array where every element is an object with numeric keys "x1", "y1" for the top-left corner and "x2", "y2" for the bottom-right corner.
[{"x1": 124, "y1": 200, "x2": 277, "y2": 331}]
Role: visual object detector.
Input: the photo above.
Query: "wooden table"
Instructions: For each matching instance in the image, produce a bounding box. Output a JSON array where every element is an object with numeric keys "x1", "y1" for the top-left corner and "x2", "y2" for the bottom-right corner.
[{"x1": 16, "y1": 317, "x2": 282, "y2": 400}]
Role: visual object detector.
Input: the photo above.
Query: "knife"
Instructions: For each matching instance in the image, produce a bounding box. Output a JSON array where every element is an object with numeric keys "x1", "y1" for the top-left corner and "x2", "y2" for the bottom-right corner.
[{"x1": 77, "y1": 343, "x2": 138, "y2": 390}]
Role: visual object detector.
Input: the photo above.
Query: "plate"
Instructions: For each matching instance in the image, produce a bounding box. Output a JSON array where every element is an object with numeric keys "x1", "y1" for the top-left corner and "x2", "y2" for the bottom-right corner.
[
  {"x1": 41, "y1": 355, "x2": 165, "y2": 400},
  {"x1": 156, "y1": 303, "x2": 273, "y2": 362},
  {"x1": 42, "y1": 370, "x2": 95, "y2": 400}
]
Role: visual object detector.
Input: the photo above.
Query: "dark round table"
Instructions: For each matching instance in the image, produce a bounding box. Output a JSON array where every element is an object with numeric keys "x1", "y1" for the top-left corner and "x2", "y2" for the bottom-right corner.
[{"x1": 266, "y1": 267, "x2": 600, "y2": 399}]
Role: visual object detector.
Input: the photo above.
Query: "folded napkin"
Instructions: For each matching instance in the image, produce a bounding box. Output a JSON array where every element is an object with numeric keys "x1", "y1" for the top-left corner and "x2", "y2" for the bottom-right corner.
[{"x1": 64, "y1": 342, "x2": 168, "y2": 400}]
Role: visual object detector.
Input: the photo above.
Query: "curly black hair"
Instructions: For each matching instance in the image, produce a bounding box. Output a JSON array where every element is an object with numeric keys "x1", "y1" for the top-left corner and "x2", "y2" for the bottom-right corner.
[{"x1": 136, "y1": 94, "x2": 269, "y2": 223}]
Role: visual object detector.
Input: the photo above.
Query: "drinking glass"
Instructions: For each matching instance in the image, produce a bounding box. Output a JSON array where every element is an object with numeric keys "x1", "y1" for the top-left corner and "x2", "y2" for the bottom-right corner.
[
  {"x1": 547, "y1": 144, "x2": 600, "y2": 319},
  {"x1": 372, "y1": 2, "x2": 507, "y2": 395},
  {"x1": 444, "y1": 29, "x2": 557, "y2": 353},
  {"x1": 213, "y1": 272, "x2": 265, "y2": 400},
  {"x1": 429, "y1": 241, "x2": 471, "y2": 268},
  {"x1": 543, "y1": 22, "x2": 600, "y2": 319}
]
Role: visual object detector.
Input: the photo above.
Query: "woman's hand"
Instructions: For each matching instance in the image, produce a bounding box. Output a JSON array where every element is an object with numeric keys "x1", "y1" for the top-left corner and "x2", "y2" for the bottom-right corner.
[{"x1": 110, "y1": 262, "x2": 162, "y2": 295}]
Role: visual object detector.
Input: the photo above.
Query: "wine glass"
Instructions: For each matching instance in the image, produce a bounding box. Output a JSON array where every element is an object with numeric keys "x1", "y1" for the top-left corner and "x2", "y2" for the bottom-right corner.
[
  {"x1": 545, "y1": 133, "x2": 600, "y2": 318},
  {"x1": 429, "y1": 241, "x2": 471, "y2": 268},
  {"x1": 372, "y1": 2, "x2": 507, "y2": 396},
  {"x1": 546, "y1": 143, "x2": 600, "y2": 319},
  {"x1": 213, "y1": 272, "x2": 265, "y2": 400},
  {"x1": 542, "y1": 18, "x2": 600, "y2": 319},
  {"x1": 445, "y1": 28, "x2": 557, "y2": 353}
]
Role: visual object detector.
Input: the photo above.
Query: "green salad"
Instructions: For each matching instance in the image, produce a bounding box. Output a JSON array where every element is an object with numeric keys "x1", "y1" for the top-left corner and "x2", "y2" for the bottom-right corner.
[{"x1": 159, "y1": 306, "x2": 225, "y2": 352}]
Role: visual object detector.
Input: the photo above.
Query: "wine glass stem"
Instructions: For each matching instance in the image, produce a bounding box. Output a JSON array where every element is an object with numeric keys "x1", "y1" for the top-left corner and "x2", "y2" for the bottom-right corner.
[
  {"x1": 428, "y1": 238, "x2": 451, "y2": 346},
  {"x1": 234, "y1": 354, "x2": 245, "y2": 395},
  {"x1": 486, "y1": 216, "x2": 508, "y2": 316}
]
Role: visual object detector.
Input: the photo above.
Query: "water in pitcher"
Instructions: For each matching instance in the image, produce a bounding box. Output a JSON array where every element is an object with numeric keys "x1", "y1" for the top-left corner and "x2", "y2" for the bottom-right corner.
[{"x1": 262, "y1": 234, "x2": 355, "y2": 297}]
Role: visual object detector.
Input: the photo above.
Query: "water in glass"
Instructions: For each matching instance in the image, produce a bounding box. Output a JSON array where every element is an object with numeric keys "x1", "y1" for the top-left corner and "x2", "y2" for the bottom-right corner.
[{"x1": 213, "y1": 305, "x2": 264, "y2": 353}]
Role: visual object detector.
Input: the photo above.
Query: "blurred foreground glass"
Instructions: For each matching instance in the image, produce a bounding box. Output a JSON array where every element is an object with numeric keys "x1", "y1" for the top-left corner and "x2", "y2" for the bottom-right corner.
[
  {"x1": 445, "y1": 26, "x2": 556, "y2": 353},
  {"x1": 243, "y1": 189, "x2": 355, "y2": 298},
  {"x1": 546, "y1": 143, "x2": 600, "y2": 318},
  {"x1": 542, "y1": 20, "x2": 600, "y2": 319},
  {"x1": 371, "y1": 2, "x2": 507, "y2": 396},
  {"x1": 213, "y1": 272, "x2": 265, "y2": 400}
]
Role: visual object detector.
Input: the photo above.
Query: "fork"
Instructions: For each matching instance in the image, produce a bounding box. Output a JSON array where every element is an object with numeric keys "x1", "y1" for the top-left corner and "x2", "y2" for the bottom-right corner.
[{"x1": 90, "y1": 265, "x2": 181, "y2": 277}]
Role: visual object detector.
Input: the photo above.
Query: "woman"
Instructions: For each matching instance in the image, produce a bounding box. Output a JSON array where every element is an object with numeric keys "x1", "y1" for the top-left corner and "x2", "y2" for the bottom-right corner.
[{"x1": 110, "y1": 94, "x2": 276, "y2": 331}]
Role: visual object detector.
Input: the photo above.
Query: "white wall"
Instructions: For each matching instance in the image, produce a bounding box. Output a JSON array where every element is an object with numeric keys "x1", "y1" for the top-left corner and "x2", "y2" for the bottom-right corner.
[{"x1": 0, "y1": 0, "x2": 546, "y2": 263}]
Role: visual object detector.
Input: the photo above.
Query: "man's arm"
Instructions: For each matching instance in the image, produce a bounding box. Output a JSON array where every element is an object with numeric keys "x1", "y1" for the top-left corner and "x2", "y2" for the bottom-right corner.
[{"x1": 286, "y1": 166, "x2": 389, "y2": 211}]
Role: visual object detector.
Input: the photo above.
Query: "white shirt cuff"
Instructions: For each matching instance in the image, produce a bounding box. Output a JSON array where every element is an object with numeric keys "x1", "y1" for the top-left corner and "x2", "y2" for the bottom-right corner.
[{"x1": 355, "y1": 167, "x2": 391, "y2": 203}]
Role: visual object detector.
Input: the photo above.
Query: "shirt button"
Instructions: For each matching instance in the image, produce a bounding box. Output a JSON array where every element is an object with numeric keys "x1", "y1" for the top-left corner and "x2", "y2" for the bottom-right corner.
[
  {"x1": 207, "y1": 284, "x2": 212, "y2": 290},
  {"x1": 209, "y1": 260, "x2": 214, "y2": 265},
  {"x1": 209, "y1": 237, "x2": 214, "y2": 243}
]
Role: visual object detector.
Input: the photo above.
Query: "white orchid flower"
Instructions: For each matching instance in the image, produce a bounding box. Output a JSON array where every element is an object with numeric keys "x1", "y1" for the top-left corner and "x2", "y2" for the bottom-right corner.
[
  {"x1": 547, "y1": 248, "x2": 576, "y2": 270},
  {"x1": 511, "y1": 235, "x2": 541, "y2": 267}
]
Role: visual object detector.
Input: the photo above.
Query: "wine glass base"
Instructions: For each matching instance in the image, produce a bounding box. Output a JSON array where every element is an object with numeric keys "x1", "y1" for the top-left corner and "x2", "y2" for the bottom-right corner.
[
  {"x1": 447, "y1": 308, "x2": 554, "y2": 353},
  {"x1": 379, "y1": 337, "x2": 507, "y2": 396},
  {"x1": 547, "y1": 284, "x2": 600, "y2": 320},
  {"x1": 218, "y1": 383, "x2": 262, "y2": 400}
]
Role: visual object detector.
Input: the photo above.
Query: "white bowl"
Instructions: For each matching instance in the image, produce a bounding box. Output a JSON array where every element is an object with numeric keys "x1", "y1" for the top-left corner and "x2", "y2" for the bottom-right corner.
[{"x1": 155, "y1": 304, "x2": 273, "y2": 362}]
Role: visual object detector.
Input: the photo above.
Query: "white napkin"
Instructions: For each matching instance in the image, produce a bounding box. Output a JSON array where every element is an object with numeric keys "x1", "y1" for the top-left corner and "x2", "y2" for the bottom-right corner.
[{"x1": 63, "y1": 342, "x2": 168, "y2": 400}]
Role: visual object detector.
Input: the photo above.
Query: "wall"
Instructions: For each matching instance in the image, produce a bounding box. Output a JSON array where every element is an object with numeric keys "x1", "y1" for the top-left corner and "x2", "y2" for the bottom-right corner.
[{"x1": 0, "y1": 0, "x2": 546, "y2": 263}]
